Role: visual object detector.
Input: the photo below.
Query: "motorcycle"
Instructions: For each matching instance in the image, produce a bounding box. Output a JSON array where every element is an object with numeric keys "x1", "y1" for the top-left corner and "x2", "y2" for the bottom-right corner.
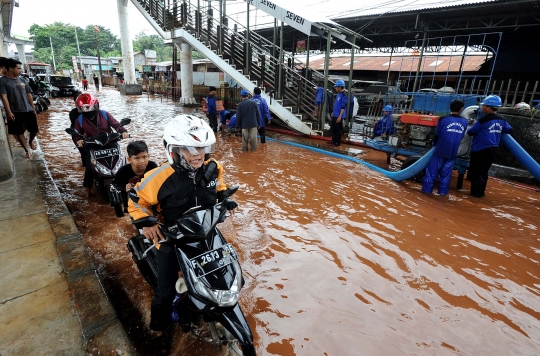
[
  {"x1": 127, "y1": 185, "x2": 255, "y2": 356},
  {"x1": 33, "y1": 91, "x2": 49, "y2": 111},
  {"x1": 33, "y1": 95, "x2": 43, "y2": 114},
  {"x1": 65, "y1": 118, "x2": 130, "y2": 217}
]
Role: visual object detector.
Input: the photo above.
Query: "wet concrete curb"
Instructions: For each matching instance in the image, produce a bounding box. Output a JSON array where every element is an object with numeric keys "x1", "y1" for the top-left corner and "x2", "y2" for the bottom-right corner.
[{"x1": 33, "y1": 153, "x2": 134, "y2": 355}]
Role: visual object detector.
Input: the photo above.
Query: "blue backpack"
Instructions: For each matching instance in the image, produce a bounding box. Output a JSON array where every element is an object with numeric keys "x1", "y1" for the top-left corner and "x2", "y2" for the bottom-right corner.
[{"x1": 77, "y1": 110, "x2": 109, "y2": 127}]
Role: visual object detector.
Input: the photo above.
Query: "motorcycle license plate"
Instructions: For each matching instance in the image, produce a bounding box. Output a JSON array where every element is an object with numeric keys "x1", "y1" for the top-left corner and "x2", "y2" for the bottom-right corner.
[
  {"x1": 189, "y1": 244, "x2": 238, "y2": 277},
  {"x1": 93, "y1": 147, "x2": 119, "y2": 159}
]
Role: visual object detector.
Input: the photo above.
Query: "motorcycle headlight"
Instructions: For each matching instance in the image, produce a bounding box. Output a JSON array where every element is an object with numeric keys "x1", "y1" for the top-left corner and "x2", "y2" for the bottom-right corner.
[
  {"x1": 188, "y1": 260, "x2": 242, "y2": 307},
  {"x1": 92, "y1": 159, "x2": 112, "y2": 176}
]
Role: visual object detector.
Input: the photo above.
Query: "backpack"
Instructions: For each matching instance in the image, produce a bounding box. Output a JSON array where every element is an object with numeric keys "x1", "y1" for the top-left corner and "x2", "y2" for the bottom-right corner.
[{"x1": 78, "y1": 110, "x2": 109, "y2": 127}]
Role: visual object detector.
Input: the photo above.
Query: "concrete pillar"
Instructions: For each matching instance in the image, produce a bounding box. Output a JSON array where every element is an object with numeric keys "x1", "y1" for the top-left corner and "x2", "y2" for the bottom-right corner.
[
  {"x1": 179, "y1": 42, "x2": 196, "y2": 105},
  {"x1": 0, "y1": 116, "x2": 14, "y2": 181},
  {"x1": 16, "y1": 44, "x2": 26, "y2": 66},
  {"x1": 117, "y1": 0, "x2": 137, "y2": 84}
]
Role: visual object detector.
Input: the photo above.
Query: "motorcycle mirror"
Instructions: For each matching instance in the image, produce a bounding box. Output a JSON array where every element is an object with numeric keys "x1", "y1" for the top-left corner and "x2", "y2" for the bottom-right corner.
[
  {"x1": 120, "y1": 118, "x2": 131, "y2": 126},
  {"x1": 222, "y1": 185, "x2": 239, "y2": 199},
  {"x1": 65, "y1": 128, "x2": 77, "y2": 135}
]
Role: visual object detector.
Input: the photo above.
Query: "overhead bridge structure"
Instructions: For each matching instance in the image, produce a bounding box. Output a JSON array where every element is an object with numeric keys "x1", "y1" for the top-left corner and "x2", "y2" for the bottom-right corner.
[{"x1": 129, "y1": 0, "x2": 369, "y2": 135}]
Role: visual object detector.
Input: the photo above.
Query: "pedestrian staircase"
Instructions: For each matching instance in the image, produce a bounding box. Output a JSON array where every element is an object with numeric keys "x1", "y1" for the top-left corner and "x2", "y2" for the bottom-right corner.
[{"x1": 130, "y1": 0, "x2": 327, "y2": 135}]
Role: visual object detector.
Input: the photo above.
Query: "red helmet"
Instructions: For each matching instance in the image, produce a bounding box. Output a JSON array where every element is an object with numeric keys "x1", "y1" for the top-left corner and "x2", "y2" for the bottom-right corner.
[{"x1": 76, "y1": 93, "x2": 99, "y2": 113}]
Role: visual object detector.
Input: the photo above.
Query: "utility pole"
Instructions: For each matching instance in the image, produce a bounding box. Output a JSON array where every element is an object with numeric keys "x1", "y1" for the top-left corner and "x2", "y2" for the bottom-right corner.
[
  {"x1": 49, "y1": 37, "x2": 56, "y2": 72},
  {"x1": 74, "y1": 27, "x2": 83, "y2": 80},
  {"x1": 94, "y1": 26, "x2": 103, "y2": 87}
]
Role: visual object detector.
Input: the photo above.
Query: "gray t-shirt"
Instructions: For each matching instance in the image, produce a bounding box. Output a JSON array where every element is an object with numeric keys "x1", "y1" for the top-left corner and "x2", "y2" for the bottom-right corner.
[{"x1": 0, "y1": 76, "x2": 33, "y2": 112}]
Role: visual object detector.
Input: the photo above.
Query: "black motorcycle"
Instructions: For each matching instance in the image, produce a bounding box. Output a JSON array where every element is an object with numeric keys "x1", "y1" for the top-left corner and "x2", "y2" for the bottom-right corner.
[
  {"x1": 127, "y1": 186, "x2": 255, "y2": 355},
  {"x1": 65, "y1": 119, "x2": 130, "y2": 217}
]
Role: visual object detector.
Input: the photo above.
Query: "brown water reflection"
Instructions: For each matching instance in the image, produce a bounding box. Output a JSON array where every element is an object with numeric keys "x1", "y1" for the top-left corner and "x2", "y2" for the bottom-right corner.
[{"x1": 37, "y1": 88, "x2": 540, "y2": 355}]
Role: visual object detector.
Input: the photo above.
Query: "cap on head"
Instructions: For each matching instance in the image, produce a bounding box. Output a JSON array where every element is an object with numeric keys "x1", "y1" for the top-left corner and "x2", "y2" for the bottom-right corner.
[
  {"x1": 383, "y1": 104, "x2": 393, "y2": 112},
  {"x1": 334, "y1": 79, "x2": 345, "y2": 88},
  {"x1": 240, "y1": 89, "x2": 249, "y2": 97},
  {"x1": 480, "y1": 95, "x2": 502, "y2": 107}
]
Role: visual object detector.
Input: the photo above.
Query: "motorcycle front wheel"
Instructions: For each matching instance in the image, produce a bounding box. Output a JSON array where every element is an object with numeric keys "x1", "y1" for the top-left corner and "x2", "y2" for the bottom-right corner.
[
  {"x1": 35, "y1": 103, "x2": 42, "y2": 114},
  {"x1": 95, "y1": 179, "x2": 111, "y2": 203},
  {"x1": 113, "y1": 202, "x2": 124, "y2": 217},
  {"x1": 45, "y1": 98, "x2": 51, "y2": 105},
  {"x1": 208, "y1": 322, "x2": 255, "y2": 356}
]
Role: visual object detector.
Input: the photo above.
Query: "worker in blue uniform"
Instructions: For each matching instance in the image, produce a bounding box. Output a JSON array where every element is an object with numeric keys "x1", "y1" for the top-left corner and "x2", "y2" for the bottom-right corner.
[
  {"x1": 373, "y1": 105, "x2": 396, "y2": 137},
  {"x1": 206, "y1": 86, "x2": 218, "y2": 132},
  {"x1": 329, "y1": 79, "x2": 348, "y2": 147},
  {"x1": 421, "y1": 99, "x2": 468, "y2": 195},
  {"x1": 467, "y1": 95, "x2": 513, "y2": 198}
]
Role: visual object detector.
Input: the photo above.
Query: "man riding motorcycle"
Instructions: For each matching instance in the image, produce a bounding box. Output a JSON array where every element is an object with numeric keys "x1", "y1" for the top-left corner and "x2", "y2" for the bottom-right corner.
[
  {"x1": 73, "y1": 93, "x2": 129, "y2": 197},
  {"x1": 127, "y1": 116, "x2": 238, "y2": 348}
]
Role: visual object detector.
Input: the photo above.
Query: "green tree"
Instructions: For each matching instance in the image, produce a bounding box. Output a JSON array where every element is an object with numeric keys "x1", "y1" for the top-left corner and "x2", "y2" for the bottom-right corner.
[
  {"x1": 133, "y1": 32, "x2": 172, "y2": 62},
  {"x1": 28, "y1": 22, "x2": 121, "y2": 70}
]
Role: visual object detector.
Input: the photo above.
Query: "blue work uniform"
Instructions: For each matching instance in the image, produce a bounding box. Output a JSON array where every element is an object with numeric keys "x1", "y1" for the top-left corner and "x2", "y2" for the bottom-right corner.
[
  {"x1": 252, "y1": 94, "x2": 272, "y2": 144},
  {"x1": 206, "y1": 94, "x2": 217, "y2": 132},
  {"x1": 373, "y1": 109, "x2": 396, "y2": 137},
  {"x1": 421, "y1": 114, "x2": 469, "y2": 195},
  {"x1": 330, "y1": 92, "x2": 348, "y2": 146},
  {"x1": 467, "y1": 113, "x2": 513, "y2": 197}
]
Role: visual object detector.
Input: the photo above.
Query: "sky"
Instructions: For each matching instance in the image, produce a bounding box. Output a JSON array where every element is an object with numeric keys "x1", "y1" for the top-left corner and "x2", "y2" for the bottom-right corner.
[
  {"x1": 9, "y1": 0, "x2": 159, "y2": 53},
  {"x1": 8, "y1": 0, "x2": 488, "y2": 53}
]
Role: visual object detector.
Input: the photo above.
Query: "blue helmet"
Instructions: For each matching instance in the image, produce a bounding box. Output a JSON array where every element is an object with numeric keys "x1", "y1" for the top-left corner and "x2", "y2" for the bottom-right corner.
[
  {"x1": 240, "y1": 89, "x2": 249, "y2": 97},
  {"x1": 334, "y1": 79, "x2": 345, "y2": 88},
  {"x1": 480, "y1": 95, "x2": 502, "y2": 107},
  {"x1": 383, "y1": 105, "x2": 393, "y2": 112}
]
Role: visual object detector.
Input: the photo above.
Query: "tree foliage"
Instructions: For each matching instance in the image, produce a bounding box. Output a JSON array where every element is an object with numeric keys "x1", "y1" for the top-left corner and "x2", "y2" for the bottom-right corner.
[
  {"x1": 132, "y1": 32, "x2": 172, "y2": 62},
  {"x1": 28, "y1": 22, "x2": 121, "y2": 71}
]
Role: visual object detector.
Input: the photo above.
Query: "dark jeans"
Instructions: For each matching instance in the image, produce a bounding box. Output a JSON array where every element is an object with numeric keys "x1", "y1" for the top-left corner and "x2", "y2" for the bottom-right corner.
[
  {"x1": 258, "y1": 127, "x2": 266, "y2": 143},
  {"x1": 469, "y1": 147, "x2": 498, "y2": 197},
  {"x1": 330, "y1": 117, "x2": 343, "y2": 146},
  {"x1": 83, "y1": 152, "x2": 94, "y2": 188},
  {"x1": 207, "y1": 113, "x2": 218, "y2": 132},
  {"x1": 77, "y1": 146, "x2": 88, "y2": 167},
  {"x1": 150, "y1": 243, "x2": 179, "y2": 331}
]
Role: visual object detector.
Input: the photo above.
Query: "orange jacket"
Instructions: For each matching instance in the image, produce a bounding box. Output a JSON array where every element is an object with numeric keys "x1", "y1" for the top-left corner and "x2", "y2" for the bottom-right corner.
[{"x1": 128, "y1": 159, "x2": 227, "y2": 225}]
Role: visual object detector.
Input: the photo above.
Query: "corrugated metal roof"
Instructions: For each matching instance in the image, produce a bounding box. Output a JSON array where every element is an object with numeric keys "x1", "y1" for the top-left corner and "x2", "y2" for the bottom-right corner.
[
  {"x1": 308, "y1": 55, "x2": 489, "y2": 72},
  {"x1": 330, "y1": 0, "x2": 499, "y2": 20}
]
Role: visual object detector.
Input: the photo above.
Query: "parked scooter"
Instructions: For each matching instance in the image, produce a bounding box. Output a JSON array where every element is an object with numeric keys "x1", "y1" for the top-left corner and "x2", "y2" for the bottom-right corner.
[
  {"x1": 127, "y1": 185, "x2": 255, "y2": 356},
  {"x1": 65, "y1": 118, "x2": 130, "y2": 217}
]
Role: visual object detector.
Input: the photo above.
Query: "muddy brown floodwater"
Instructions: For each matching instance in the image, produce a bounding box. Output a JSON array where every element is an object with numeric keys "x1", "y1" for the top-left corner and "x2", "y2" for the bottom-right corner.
[{"x1": 37, "y1": 88, "x2": 540, "y2": 355}]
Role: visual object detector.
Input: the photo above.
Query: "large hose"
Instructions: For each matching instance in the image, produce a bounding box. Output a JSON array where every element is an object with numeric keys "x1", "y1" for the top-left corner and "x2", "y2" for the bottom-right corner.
[
  {"x1": 268, "y1": 137, "x2": 434, "y2": 181},
  {"x1": 500, "y1": 134, "x2": 540, "y2": 182}
]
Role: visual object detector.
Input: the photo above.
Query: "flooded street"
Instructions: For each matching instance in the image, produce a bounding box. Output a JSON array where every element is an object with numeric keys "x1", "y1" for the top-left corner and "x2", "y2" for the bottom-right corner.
[{"x1": 37, "y1": 88, "x2": 540, "y2": 355}]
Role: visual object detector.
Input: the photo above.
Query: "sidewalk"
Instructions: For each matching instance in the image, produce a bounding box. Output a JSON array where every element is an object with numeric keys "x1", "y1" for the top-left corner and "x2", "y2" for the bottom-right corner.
[{"x1": 0, "y1": 144, "x2": 133, "y2": 355}]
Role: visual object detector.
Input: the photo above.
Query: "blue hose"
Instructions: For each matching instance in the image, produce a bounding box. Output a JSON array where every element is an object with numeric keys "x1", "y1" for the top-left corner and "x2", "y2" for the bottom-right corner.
[
  {"x1": 268, "y1": 138, "x2": 434, "y2": 181},
  {"x1": 501, "y1": 134, "x2": 540, "y2": 182}
]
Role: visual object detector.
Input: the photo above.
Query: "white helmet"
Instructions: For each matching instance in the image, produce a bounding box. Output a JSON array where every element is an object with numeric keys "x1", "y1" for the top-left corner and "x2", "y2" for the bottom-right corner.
[
  {"x1": 163, "y1": 115, "x2": 216, "y2": 166},
  {"x1": 514, "y1": 102, "x2": 530, "y2": 110}
]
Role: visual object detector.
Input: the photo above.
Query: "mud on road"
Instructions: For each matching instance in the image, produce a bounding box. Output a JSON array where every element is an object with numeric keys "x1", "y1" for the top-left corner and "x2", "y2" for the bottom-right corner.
[{"x1": 37, "y1": 89, "x2": 540, "y2": 355}]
